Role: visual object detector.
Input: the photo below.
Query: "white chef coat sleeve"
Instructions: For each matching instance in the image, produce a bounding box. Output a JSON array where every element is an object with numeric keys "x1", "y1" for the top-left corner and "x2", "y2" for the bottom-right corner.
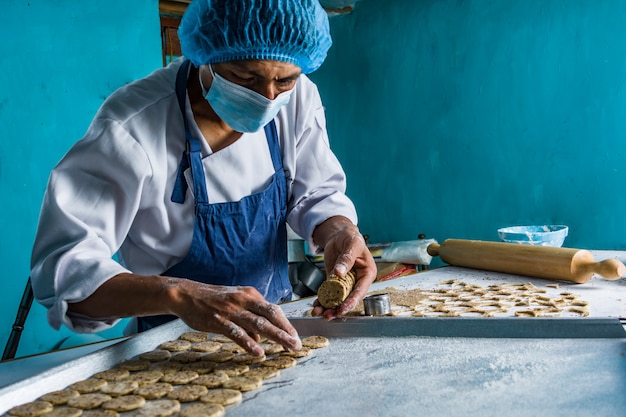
[
  {"x1": 30, "y1": 118, "x2": 151, "y2": 333},
  {"x1": 285, "y1": 79, "x2": 358, "y2": 254}
]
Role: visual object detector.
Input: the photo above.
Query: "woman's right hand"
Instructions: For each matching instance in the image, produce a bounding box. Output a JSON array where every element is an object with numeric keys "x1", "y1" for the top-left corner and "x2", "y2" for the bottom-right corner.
[{"x1": 167, "y1": 279, "x2": 302, "y2": 355}]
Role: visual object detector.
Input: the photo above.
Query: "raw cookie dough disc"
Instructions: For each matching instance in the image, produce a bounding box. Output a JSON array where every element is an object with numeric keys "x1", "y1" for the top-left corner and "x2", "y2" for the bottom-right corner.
[
  {"x1": 180, "y1": 403, "x2": 225, "y2": 417},
  {"x1": 101, "y1": 395, "x2": 145, "y2": 412},
  {"x1": 301, "y1": 335, "x2": 330, "y2": 349},
  {"x1": 39, "y1": 389, "x2": 80, "y2": 405},
  {"x1": 193, "y1": 371, "x2": 229, "y2": 388},
  {"x1": 135, "y1": 399, "x2": 181, "y2": 417},
  {"x1": 160, "y1": 370, "x2": 199, "y2": 385},
  {"x1": 68, "y1": 379, "x2": 108, "y2": 394},
  {"x1": 159, "y1": 340, "x2": 192, "y2": 352},
  {"x1": 68, "y1": 394, "x2": 112, "y2": 410},
  {"x1": 93, "y1": 369, "x2": 130, "y2": 381},
  {"x1": 150, "y1": 362, "x2": 183, "y2": 374},
  {"x1": 201, "y1": 351, "x2": 234, "y2": 363},
  {"x1": 183, "y1": 361, "x2": 217, "y2": 374},
  {"x1": 101, "y1": 381, "x2": 139, "y2": 396},
  {"x1": 218, "y1": 343, "x2": 245, "y2": 354},
  {"x1": 200, "y1": 389, "x2": 243, "y2": 406},
  {"x1": 190, "y1": 341, "x2": 222, "y2": 353},
  {"x1": 166, "y1": 385, "x2": 209, "y2": 402},
  {"x1": 139, "y1": 350, "x2": 172, "y2": 362},
  {"x1": 214, "y1": 363, "x2": 249, "y2": 376},
  {"x1": 243, "y1": 366, "x2": 281, "y2": 380},
  {"x1": 117, "y1": 359, "x2": 151, "y2": 371},
  {"x1": 260, "y1": 342, "x2": 284, "y2": 355},
  {"x1": 179, "y1": 332, "x2": 209, "y2": 343},
  {"x1": 82, "y1": 410, "x2": 119, "y2": 417},
  {"x1": 281, "y1": 347, "x2": 312, "y2": 358},
  {"x1": 7, "y1": 401, "x2": 53, "y2": 417},
  {"x1": 211, "y1": 335, "x2": 233, "y2": 343},
  {"x1": 221, "y1": 375, "x2": 262, "y2": 392},
  {"x1": 170, "y1": 352, "x2": 204, "y2": 364},
  {"x1": 262, "y1": 356, "x2": 297, "y2": 369},
  {"x1": 128, "y1": 370, "x2": 164, "y2": 386},
  {"x1": 44, "y1": 407, "x2": 83, "y2": 417},
  {"x1": 133, "y1": 382, "x2": 174, "y2": 400},
  {"x1": 232, "y1": 352, "x2": 266, "y2": 364}
]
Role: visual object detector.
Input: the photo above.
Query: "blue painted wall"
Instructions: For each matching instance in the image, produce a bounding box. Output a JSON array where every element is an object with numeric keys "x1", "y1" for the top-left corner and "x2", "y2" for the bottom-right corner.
[
  {"x1": 312, "y1": 0, "x2": 626, "y2": 251},
  {"x1": 0, "y1": 0, "x2": 161, "y2": 357},
  {"x1": 2, "y1": 0, "x2": 626, "y2": 357}
]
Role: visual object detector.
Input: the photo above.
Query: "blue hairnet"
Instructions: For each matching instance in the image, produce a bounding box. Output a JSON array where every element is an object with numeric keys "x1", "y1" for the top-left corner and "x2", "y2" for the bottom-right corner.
[{"x1": 178, "y1": 0, "x2": 332, "y2": 74}]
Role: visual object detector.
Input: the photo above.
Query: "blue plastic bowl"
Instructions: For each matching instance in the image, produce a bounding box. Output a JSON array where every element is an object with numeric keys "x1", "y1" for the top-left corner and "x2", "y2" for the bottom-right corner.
[{"x1": 497, "y1": 225, "x2": 569, "y2": 247}]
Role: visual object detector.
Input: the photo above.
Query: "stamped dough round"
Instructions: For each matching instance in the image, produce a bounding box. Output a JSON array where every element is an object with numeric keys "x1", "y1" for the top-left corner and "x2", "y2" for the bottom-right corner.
[
  {"x1": 170, "y1": 351, "x2": 204, "y2": 364},
  {"x1": 68, "y1": 394, "x2": 112, "y2": 410},
  {"x1": 43, "y1": 407, "x2": 83, "y2": 417},
  {"x1": 128, "y1": 370, "x2": 164, "y2": 385},
  {"x1": 232, "y1": 352, "x2": 266, "y2": 364},
  {"x1": 101, "y1": 395, "x2": 145, "y2": 412},
  {"x1": 260, "y1": 342, "x2": 284, "y2": 355},
  {"x1": 301, "y1": 335, "x2": 330, "y2": 349},
  {"x1": 243, "y1": 366, "x2": 281, "y2": 380},
  {"x1": 190, "y1": 341, "x2": 222, "y2": 353},
  {"x1": 81, "y1": 410, "x2": 118, "y2": 417},
  {"x1": 39, "y1": 389, "x2": 80, "y2": 405},
  {"x1": 101, "y1": 381, "x2": 139, "y2": 396},
  {"x1": 159, "y1": 340, "x2": 192, "y2": 352},
  {"x1": 179, "y1": 331, "x2": 209, "y2": 343},
  {"x1": 179, "y1": 403, "x2": 225, "y2": 417},
  {"x1": 150, "y1": 362, "x2": 183, "y2": 373},
  {"x1": 281, "y1": 347, "x2": 312, "y2": 358},
  {"x1": 68, "y1": 379, "x2": 108, "y2": 394},
  {"x1": 262, "y1": 356, "x2": 297, "y2": 369},
  {"x1": 201, "y1": 351, "x2": 234, "y2": 363},
  {"x1": 211, "y1": 335, "x2": 233, "y2": 343},
  {"x1": 221, "y1": 375, "x2": 262, "y2": 392},
  {"x1": 214, "y1": 362, "x2": 249, "y2": 376},
  {"x1": 139, "y1": 350, "x2": 172, "y2": 362},
  {"x1": 183, "y1": 361, "x2": 217, "y2": 374},
  {"x1": 7, "y1": 401, "x2": 53, "y2": 417},
  {"x1": 200, "y1": 389, "x2": 242, "y2": 406},
  {"x1": 135, "y1": 399, "x2": 181, "y2": 417},
  {"x1": 117, "y1": 359, "x2": 151, "y2": 371},
  {"x1": 193, "y1": 371, "x2": 229, "y2": 388},
  {"x1": 92, "y1": 369, "x2": 130, "y2": 381},
  {"x1": 133, "y1": 382, "x2": 174, "y2": 400},
  {"x1": 160, "y1": 370, "x2": 199, "y2": 385},
  {"x1": 166, "y1": 385, "x2": 209, "y2": 402},
  {"x1": 218, "y1": 343, "x2": 245, "y2": 354}
]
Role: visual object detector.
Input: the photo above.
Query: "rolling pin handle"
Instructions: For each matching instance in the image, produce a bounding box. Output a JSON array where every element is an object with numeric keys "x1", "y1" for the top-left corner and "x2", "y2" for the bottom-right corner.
[
  {"x1": 427, "y1": 243, "x2": 440, "y2": 257},
  {"x1": 589, "y1": 258, "x2": 626, "y2": 280}
]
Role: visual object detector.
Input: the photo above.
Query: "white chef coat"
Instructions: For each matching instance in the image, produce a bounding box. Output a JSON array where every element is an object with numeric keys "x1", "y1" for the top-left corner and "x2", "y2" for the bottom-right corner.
[{"x1": 30, "y1": 58, "x2": 357, "y2": 333}]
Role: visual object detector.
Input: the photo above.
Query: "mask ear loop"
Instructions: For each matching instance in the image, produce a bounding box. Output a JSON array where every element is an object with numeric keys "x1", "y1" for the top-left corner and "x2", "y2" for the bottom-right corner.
[{"x1": 198, "y1": 65, "x2": 210, "y2": 97}]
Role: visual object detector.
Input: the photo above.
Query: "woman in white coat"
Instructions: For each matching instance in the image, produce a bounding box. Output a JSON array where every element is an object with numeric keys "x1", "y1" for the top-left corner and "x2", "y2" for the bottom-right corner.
[{"x1": 30, "y1": 0, "x2": 376, "y2": 356}]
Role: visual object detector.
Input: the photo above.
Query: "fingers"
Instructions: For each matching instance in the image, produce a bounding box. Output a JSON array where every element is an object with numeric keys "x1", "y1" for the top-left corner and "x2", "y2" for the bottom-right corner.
[
  {"x1": 332, "y1": 233, "x2": 366, "y2": 276},
  {"x1": 246, "y1": 302, "x2": 302, "y2": 350}
]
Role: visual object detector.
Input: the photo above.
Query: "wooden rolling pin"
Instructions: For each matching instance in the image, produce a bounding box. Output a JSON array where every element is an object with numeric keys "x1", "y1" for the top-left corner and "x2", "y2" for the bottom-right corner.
[{"x1": 426, "y1": 239, "x2": 626, "y2": 283}]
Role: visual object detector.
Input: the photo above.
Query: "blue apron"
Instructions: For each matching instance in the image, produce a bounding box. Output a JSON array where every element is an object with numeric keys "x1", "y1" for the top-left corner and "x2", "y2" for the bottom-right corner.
[{"x1": 137, "y1": 60, "x2": 291, "y2": 331}]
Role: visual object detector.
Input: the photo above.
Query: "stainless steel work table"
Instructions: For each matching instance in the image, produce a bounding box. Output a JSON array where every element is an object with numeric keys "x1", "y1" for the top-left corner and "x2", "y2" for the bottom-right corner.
[{"x1": 2, "y1": 251, "x2": 626, "y2": 417}]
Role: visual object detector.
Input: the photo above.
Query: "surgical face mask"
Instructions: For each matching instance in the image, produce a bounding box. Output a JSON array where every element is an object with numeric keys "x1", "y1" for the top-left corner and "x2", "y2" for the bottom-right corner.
[{"x1": 200, "y1": 65, "x2": 294, "y2": 133}]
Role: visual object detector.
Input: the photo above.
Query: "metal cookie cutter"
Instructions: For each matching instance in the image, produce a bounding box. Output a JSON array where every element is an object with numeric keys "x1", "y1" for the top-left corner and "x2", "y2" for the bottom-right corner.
[{"x1": 363, "y1": 293, "x2": 391, "y2": 316}]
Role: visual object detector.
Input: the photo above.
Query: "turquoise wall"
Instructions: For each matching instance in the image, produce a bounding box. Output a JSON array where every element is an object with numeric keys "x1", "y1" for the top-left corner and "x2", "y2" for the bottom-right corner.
[
  {"x1": 312, "y1": 0, "x2": 626, "y2": 250},
  {"x1": 0, "y1": 0, "x2": 161, "y2": 357},
  {"x1": 2, "y1": 0, "x2": 626, "y2": 357}
]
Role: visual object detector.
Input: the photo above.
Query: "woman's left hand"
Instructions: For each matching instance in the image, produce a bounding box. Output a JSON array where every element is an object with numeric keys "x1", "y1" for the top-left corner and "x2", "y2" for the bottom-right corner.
[{"x1": 310, "y1": 216, "x2": 377, "y2": 319}]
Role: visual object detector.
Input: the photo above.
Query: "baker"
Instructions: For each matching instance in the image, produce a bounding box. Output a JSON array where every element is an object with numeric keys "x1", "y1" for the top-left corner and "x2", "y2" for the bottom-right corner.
[{"x1": 30, "y1": 0, "x2": 377, "y2": 356}]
